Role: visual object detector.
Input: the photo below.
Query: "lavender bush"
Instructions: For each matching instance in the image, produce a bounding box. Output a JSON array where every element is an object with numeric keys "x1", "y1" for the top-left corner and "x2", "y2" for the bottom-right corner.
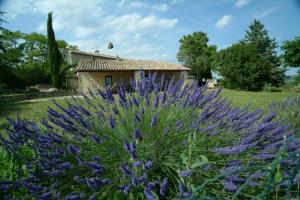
[
  {"x1": 269, "y1": 96, "x2": 300, "y2": 130},
  {"x1": 0, "y1": 72, "x2": 300, "y2": 199}
]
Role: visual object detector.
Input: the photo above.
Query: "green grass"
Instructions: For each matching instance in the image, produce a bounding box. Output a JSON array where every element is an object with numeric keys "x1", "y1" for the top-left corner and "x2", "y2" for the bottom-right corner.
[
  {"x1": 0, "y1": 89, "x2": 299, "y2": 125},
  {"x1": 0, "y1": 99, "x2": 67, "y2": 128},
  {"x1": 221, "y1": 89, "x2": 300, "y2": 110}
]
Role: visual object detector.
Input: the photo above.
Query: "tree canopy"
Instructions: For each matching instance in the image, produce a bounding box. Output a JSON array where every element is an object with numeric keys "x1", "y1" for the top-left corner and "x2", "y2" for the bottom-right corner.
[
  {"x1": 281, "y1": 37, "x2": 300, "y2": 68},
  {"x1": 216, "y1": 20, "x2": 285, "y2": 91},
  {"x1": 0, "y1": 11, "x2": 70, "y2": 89},
  {"x1": 177, "y1": 32, "x2": 217, "y2": 81}
]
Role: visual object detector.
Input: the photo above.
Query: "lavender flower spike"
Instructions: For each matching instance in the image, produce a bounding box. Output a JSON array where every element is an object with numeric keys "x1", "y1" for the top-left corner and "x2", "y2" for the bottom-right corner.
[
  {"x1": 180, "y1": 170, "x2": 192, "y2": 178},
  {"x1": 67, "y1": 144, "x2": 80, "y2": 155},
  {"x1": 144, "y1": 161, "x2": 153, "y2": 170},
  {"x1": 160, "y1": 177, "x2": 168, "y2": 196},
  {"x1": 134, "y1": 128, "x2": 142, "y2": 140},
  {"x1": 150, "y1": 115, "x2": 158, "y2": 127}
]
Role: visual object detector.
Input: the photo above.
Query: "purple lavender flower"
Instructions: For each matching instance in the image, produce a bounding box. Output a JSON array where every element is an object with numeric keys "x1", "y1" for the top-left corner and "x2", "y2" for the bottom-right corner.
[
  {"x1": 91, "y1": 134, "x2": 103, "y2": 144},
  {"x1": 144, "y1": 188, "x2": 155, "y2": 200},
  {"x1": 41, "y1": 118, "x2": 54, "y2": 129},
  {"x1": 178, "y1": 183, "x2": 191, "y2": 198},
  {"x1": 0, "y1": 181, "x2": 14, "y2": 192},
  {"x1": 65, "y1": 194, "x2": 82, "y2": 200},
  {"x1": 153, "y1": 95, "x2": 159, "y2": 109},
  {"x1": 134, "y1": 128, "x2": 142, "y2": 140},
  {"x1": 86, "y1": 177, "x2": 108, "y2": 190},
  {"x1": 144, "y1": 182, "x2": 157, "y2": 200},
  {"x1": 129, "y1": 141, "x2": 138, "y2": 159},
  {"x1": 121, "y1": 164, "x2": 133, "y2": 176},
  {"x1": 224, "y1": 180, "x2": 238, "y2": 192},
  {"x1": 202, "y1": 164, "x2": 212, "y2": 172},
  {"x1": 144, "y1": 161, "x2": 153, "y2": 170},
  {"x1": 92, "y1": 156, "x2": 102, "y2": 161},
  {"x1": 133, "y1": 161, "x2": 142, "y2": 167},
  {"x1": 134, "y1": 113, "x2": 141, "y2": 122},
  {"x1": 263, "y1": 112, "x2": 277, "y2": 123},
  {"x1": 124, "y1": 140, "x2": 130, "y2": 152},
  {"x1": 88, "y1": 193, "x2": 98, "y2": 200},
  {"x1": 38, "y1": 191, "x2": 52, "y2": 199},
  {"x1": 133, "y1": 96, "x2": 140, "y2": 106},
  {"x1": 254, "y1": 153, "x2": 276, "y2": 160},
  {"x1": 67, "y1": 144, "x2": 80, "y2": 155},
  {"x1": 159, "y1": 177, "x2": 168, "y2": 196},
  {"x1": 109, "y1": 115, "x2": 116, "y2": 129},
  {"x1": 59, "y1": 162, "x2": 73, "y2": 170},
  {"x1": 180, "y1": 170, "x2": 192, "y2": 178},
  {"x1": 112, "y1": 107, "x2": 119, "y2": 115},
  {"x1": 150, "y1": 115, "x2": 158, "y2": 127},
  {"x1": 119, "y1": 185, "x2": 130, "y2": 194},
  {"x1": 85, "y1": 162, "x2": 104, "y2": 173}
]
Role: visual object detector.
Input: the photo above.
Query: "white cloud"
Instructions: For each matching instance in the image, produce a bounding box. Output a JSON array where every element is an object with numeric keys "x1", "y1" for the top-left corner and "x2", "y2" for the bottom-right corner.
[
  {"x1": 153, "y1": 4, "x2": 169, "y2": 12},
  {"x1": 235, "y1": 0, "x2": 250, "y2": 8},
  {"x1": 68, "y1": 39, "x2": 100, "y2": 51},
  {"x1": 118, "y1": 0, "x2": 126, "y2": 7},
  {"x1": 103, "y1": 13, "x2": 177, "y2": 33},
  {"x1": 129, "y1": 1, "x2": 147, "y2": 8},
  {"x1": 2, "y1": 0, "x2": 178, "y2": 60},
  {"x1": 254, "y1": 7, "x2": 279, "y2": 19},
  {"x1": 171, "y1": 0, "x2": 185, "y2": 4},
  {"x1": 73, "y1": 26, "x2": 98, "y2": 38},
  {"x1": 215, "y1": 15, "x2": 233, "y2": 28}
]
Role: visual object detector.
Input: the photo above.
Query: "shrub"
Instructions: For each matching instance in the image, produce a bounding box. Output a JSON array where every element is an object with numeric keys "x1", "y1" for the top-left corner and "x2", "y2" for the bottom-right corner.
[
  {"x1": 263, "y1": 84, "x2": 282, "y2": 92},
  {"x1": 0, "y1": 72, "x2": 299, "y2": 199}
]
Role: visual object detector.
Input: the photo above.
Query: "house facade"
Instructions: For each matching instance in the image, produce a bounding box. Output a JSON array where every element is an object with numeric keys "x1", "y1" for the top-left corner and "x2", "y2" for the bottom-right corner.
[{"x1": 63, "y1": 49, "x2": 190, "y2": 94}]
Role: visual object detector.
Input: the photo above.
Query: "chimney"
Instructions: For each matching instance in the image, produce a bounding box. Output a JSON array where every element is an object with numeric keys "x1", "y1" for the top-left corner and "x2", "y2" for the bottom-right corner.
[{"x1": 95, "y1": 50, "x2": 99, "y2": 54}]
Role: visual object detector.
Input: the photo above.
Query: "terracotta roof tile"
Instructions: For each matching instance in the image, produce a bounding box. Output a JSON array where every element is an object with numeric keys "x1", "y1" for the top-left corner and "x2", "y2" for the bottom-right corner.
[{"x1": 76, "y1": 59, "x2": 190, "y2": 72}]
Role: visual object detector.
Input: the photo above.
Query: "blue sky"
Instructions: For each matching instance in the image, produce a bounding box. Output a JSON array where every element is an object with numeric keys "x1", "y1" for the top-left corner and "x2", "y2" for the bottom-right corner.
[{"x1": 1, "y1": 0, "x2": 300, "y2": 75}]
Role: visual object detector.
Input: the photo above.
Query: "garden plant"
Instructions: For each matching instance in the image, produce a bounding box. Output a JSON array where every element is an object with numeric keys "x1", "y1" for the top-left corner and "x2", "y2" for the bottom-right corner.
[{"x1": 0, "y1": 72, "x2": 299, "y2": 199}]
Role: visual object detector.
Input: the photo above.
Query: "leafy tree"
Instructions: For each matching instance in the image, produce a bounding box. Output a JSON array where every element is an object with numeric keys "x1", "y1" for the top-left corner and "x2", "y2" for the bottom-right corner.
[
  {"x1": 0, "y1": 11, "x2": 8, "y2": 52},
  {"x1": 243, "y1": 20, "x2": 285, "y2": 87},
  {"x1": 177, "y1": 32, "x2": 217, "y2": 81},
  {"x1": 217, "y1": 42, "x2": 267, "y2": 90},
  {"x1": 0, "y1": 29, "x2": 25, "y2": 88},
  {"x1": 216, "y1": 20, "x2": 285, "y2": 91},
  {"x1": 281, "y1": 37, "x2": 300, "y2": 68}
]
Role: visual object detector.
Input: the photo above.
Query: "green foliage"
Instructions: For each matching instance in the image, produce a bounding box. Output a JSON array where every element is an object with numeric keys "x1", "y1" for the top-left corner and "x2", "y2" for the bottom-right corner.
[
  {"x1": 216, "y1": 20, "x2": 285, "y2": 91},
  {"x1": 0, "y1": 30, "x2": 25, "y2": 88},
  {"x1": 281, "y1": 37, "x2": 300, "y2": 68},
  {"x1": 0, "y1": 12, "x2": 70, "y2": 89},
  {"x1": 0, "y1": 11, "x2": 8, "y2": 52},
  {"x1": 263, "y1": 84, "x2": 282, "y2": 92},
  {"x1": 177, "y1": 31, "x2": 217, "y2": 81},
  {"x1": 47, "y1": 12, "x2": 65, "y2": 89},
  {"x1": 0, "y1": 146, "x2": 19, "y2": 181}
]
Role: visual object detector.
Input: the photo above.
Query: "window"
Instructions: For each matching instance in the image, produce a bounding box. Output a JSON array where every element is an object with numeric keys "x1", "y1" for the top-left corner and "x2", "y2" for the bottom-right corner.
[{"x1": 105, "y1": 76, "x2": 112, "y2": 86}]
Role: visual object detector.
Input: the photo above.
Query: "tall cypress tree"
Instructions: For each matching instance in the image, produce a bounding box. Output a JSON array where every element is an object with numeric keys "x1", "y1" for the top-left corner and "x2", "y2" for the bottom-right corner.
[{"x1": 47, "y1": 12, "x2": 62, "y2": 88}]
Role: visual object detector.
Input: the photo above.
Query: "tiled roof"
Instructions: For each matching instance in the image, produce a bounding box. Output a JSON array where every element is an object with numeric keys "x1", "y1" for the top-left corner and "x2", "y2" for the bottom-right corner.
[
  {"x1": 69, "y1": 50, "x2": 118, "y2": 59},
  {"x1": 76, "y1": 59, "x2": 190, "y2": 72}
]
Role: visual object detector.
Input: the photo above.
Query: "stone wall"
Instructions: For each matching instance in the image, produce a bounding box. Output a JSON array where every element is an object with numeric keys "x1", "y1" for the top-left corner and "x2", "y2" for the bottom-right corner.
[{"x1": 78, "y1": 70, "x2": 188, "y2": 94}]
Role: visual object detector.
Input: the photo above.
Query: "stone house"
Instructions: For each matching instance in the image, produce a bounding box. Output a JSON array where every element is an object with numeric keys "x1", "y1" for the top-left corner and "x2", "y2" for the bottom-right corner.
[{"x1": 63, "y1": 49, "x2": 190, "y2": 94}]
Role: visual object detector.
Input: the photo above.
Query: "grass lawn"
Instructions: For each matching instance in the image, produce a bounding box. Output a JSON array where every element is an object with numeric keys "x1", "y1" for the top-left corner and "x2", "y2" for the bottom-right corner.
[
  {"x1": 0, "y1": 89, "x2": 299, "y2": 126},
  {"x1": 221, "y1": 89, "x2": 299, "y2": 110}
]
